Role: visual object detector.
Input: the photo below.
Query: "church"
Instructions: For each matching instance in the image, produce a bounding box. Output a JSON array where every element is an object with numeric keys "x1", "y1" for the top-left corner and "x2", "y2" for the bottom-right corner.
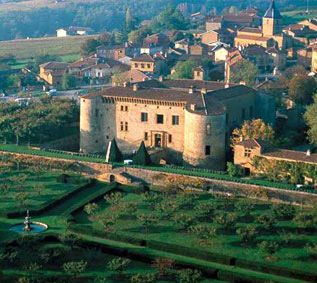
[{"x1": 234, "y1": 0, "x2": 287, "y2": 49}]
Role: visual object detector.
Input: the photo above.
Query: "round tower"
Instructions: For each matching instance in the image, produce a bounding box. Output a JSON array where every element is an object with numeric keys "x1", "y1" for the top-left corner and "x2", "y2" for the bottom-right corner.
[
  {"x1": 183, "y1": 107, "x2": 226, "y2": 170},
  {"x1": 80, "y1": 96, "x2": 104, "y2": 154}
]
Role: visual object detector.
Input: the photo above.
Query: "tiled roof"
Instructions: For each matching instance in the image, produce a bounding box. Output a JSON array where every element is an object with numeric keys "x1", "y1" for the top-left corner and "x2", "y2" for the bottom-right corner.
[
  {"x1": 40, "y1": 62, "x2": 68, "y2": 70},
  {"x1": 69, "y1": 57, "x2": 97, "y2": 68},
  {"x1": 83, "y1": 86, "x2": 225, "y2": 116},
  {"x1": 208, "y1": 85, "x2": 257, "y2": 101},
  {"x1": 263, "y1": 149, "x2": 317, "y2": 164},
  {"x1": 235, "y1": 34, "x2": 271, "y2": 42},
  {"x1": 239, "y1": 27, "x2": 262, "y2": 34},
  {"x1": 131, "y1": 54, "x2": 155, "y2": 63},
  {"x1": 160, "y1": 79, "x2": 236, "y2": 91}
]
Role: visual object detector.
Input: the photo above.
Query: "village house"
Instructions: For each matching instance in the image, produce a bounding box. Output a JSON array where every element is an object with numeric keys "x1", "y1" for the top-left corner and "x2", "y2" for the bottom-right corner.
[
  {"x1": 96, "y1": 42, "x2": 140, "y2": 60},
  {"x1": 130, "y1": 53, "x2": 166, "y2": 74},
  {"x1": 141, "y1": 33, "x2": 170, "y2": 55},
  {"x1": 111, "y1": 69, "x2": 151, "y2": 86},
  {"x1": 234, "y1": 139, "x2": 317, "y2": 178},
  {"x1": 56, "y1": 26, "x2": 93, "y2": 37},
  {"x1": 38, "y1": 62, "x2": 68, "y2": 88},
  {"x1": 312, "y1": 45, "x2": 317, "y2": 73},
  {"x1": 283, "y1": 24, "x2": 317, "y2": 47}
]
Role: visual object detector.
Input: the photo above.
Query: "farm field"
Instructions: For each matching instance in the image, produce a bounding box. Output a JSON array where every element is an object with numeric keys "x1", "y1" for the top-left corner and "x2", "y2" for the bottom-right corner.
[
  {"x1": 282, "y1": 9, "x2": 317, "y2": 24},
  {"x1": 0, "y1": 35, "x2": 95, "y2": 60},
  {"x1": 73, "y1": 186, "x2": 317, "y2": 276}
]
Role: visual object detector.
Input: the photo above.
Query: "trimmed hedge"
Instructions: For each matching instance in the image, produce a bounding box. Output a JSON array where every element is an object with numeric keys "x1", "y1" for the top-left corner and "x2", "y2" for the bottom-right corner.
[{"x1": 235, "y1": 258, "x2": 317, "y2": 282}]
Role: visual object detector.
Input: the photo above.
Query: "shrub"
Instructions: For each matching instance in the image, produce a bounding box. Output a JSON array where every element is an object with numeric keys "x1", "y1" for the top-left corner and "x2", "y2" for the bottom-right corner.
[
  {"x1": 236, "y1": 226, "x2": 258, "y2": 244},
  {"x1": 256, "y1": 214, "x2": 277, "y2": 231},
  {"x1": 130, "y1": 273, "x2": 157, "y2": 283},
  {"x1": 152, "y1": 258, "x2": 175, "y2": 276},
  {"x1": 258, "y1": 240, "x2": 280, "y2": 258},
  {"x1": 227, "y1": 162, "x2": 243, "y2": 177},
  {"x1": 107, "y1": 257, "x2": 131, "y2": 273},
  {"x1": 133, "y1": 141, "x2": 152, "y2": 165},
  {"x1": 63, "y1": 260, "x2": 87, "y2": 277},
  {"x1": 177, "y1": 269, "x2": 202, "y2": 283},
  {"x1": 107, "y1": 138, "x2": 123, "y2": 162}
]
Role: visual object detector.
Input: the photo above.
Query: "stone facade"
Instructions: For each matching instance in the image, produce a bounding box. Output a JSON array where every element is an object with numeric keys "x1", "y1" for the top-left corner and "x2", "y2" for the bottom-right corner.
[{"x1": 80, "y1": 80, "x2": 265, "y2": 170}]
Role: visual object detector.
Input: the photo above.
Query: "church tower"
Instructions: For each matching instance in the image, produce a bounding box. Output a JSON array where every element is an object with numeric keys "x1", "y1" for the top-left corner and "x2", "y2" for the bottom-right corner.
[{"x1": 262, "y1": 0, "x2": 282, "y2": 37}]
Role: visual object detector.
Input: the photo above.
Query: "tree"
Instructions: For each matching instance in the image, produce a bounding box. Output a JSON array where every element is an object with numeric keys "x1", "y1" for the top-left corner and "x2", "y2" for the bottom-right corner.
[
  {"x1": 231, "y1": 59, "x2": 258, "y2": 86},
  {"x1": 128, "y1": 27, "x2": 152, "y2": 44},
  {"x1": 236, "y1": 226, "x2": 258, "y2": 245},
  {"x1": 84, "y1": 202, "x2": 99, "y2": 215},
  {"x1": 63, "y1": 260, "x2": 87, "y2": 278},
  {"x1": 304, "y1": 94, "x2": 317, "y2": 144},
  {"x1": 106, "y1": 138, "x2": 123, "y2": 163},
  {"x1": 231, "y1": 119, "x2": 274, "y2": 146},
  {"x1": 130, "y1": 273, "x2": 157, "y2": 283},
  {"x1": 125, "y1": 8, "x2": 136, "y2": 33},
  {"x1": 81, "y1": 39, "x2": 100, "y2": 56},
  {"x1": 104, "y1": 192, "x2": 123, "y2": 205},
  {"x1": 258, "y1": 240, "x2": 280, "y2": 260},
  {"x1": 62, "y1": 74, "x2": 76, "y2": 90},
  {"x1": 257, "y1": 214, "x2": 277, "y2": 231},
  {"x1": 177, "y1": 269, "x2": 202, "y2": 283},
  {"x1": 288, "y1": 74, "x2": 317, "y2": 105},
  {"x1": 170, "y1": 60, "x2": 197, "y2": 79},
  {"x1": 152, "y1": 258, "x2": 175, "y2": 277},
  {"x1": 137, "y1": 213, "x2": 158, "y2": 234},
  {"x1": 107, "y1": 257, "x2": 131, "y2": 274},
  {"x1": 151, "y1": 4, "x2": 189, "y2": 32},
  {"x1": 133, "y1": 141, "x2": 152, "y2": 165}
]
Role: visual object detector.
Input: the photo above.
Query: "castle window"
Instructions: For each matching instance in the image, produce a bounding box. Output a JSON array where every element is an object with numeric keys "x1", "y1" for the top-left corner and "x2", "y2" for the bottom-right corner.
[
  {"x1": 125, "y1": 106, "x2": 128, "y2": 111},
  {"x1": 242, "y1": 108, "x2": 246, "y2": 120},
  {"x1": 135, "y1": 63, "x2": 138, "y2": 68},
  {"x1": 121, "y1": 105, "x2": 124, "y2": 111},
  {"x1": 156, "y1": 114, "x2": 164, "y2": 124},
  {"x1": 106, "y1": 136, "x2": 109, "y2": 139},
  {"x1": 205, "y1": 145, "x2": 211, "y2": 156},
  {"x1": 147, "y1": 64, "x2": 151, "y2": 68},
  {"x1": 141, "y1": 63, "x2": 145, "y2": 68},
  {"x1": 244, "y1": 148, "x2": 252, "y2": 158},
  {"x1": 141, "y1": 112, "x2": 148, "y2": 122},
  {"x1": 168, "y1": 134, "x2": 172, "y2": 143},
  {"x1": 172, "y1": 115, "x2": 179, "y2": 125},
  {"x1": 125, "y1": 122, "x2": 128, "y2": 131},
  {"x1": 206, "y1": 123, "x2": 211, "y2": 135},
  {"x1": 144, "y1": 132, "x2": 148, "y2": 141},
  {"x1": 120, "y1": 122, "x2": 124, "y2": 131}
]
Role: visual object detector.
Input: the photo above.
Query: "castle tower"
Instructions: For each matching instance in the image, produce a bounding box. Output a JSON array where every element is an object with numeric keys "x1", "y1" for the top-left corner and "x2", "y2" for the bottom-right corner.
[{"x1": 262, "y1": 0, "x2": 282, "y2": 37}]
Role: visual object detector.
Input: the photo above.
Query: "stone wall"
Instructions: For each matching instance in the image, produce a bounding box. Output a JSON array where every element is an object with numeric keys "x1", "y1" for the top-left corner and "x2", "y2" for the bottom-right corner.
[
  {"x1": 124, "y1": 167, "x2": 317, "y2": 206},
  {"x1": 0, "y1": 151, "x2": 112, "y2": 176}
]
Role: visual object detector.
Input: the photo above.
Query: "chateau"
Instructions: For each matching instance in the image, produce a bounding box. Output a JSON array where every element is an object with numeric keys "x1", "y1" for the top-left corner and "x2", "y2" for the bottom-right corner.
[{"x1": 80, "y1": 71, "x2": 274, "y2": 170}]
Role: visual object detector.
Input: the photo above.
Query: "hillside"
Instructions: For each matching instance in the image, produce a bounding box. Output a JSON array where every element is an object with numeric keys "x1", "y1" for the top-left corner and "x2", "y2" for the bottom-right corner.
[{"x1": 0, "y1": 35, "x2": 95, "y2": 60}]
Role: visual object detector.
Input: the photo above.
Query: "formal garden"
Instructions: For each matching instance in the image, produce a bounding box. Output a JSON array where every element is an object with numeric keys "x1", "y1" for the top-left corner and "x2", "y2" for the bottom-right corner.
[
  {"x1": 71, "y1": 186, "x2": 317, "y2": 281},
  {"x1": 0, "y1": 162, "x2": 316, "y2": 282}
]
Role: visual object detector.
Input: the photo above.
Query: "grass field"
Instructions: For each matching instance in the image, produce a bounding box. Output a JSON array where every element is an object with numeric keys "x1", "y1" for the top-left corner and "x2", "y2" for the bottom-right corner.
[
  {"x1": 73, "y1": 186, "x2": 317, "y2": 274},
  {"x1": 0, "y1": 35, "x2": 95, "y2": 60},
  {"x1": 282, "y1": 9, "x2": 317, "y2": 24},
  {"x1": 0, "y1": 169, "x2": 87, "y2": 213}
]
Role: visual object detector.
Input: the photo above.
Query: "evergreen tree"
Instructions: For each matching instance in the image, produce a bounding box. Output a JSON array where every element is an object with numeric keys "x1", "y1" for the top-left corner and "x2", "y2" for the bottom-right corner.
[
  {"x1": 133, "y1": 141, "x2": 151, "y2": 165},
  {"x1": 107, "y1": 138, "x2": 123, "y2": 162}
]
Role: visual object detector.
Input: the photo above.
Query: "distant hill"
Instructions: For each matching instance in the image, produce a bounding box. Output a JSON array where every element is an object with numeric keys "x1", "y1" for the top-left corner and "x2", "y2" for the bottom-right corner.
[{"x1": 0, "y1": 0, "x2": 316, "y2": 41}]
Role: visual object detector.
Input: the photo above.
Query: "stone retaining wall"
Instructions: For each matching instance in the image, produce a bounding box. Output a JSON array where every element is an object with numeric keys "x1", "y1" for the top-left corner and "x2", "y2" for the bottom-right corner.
[{"x1": 125, "y1": 167, "x2": 317, "y2": 206}]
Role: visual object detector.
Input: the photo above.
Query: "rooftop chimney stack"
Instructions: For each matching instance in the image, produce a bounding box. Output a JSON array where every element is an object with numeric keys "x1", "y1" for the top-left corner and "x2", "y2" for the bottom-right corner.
[
  {"x1": 188, "y1": 85, "x2": 195, "y2": 94},
  {"x1": 133, "y1": 84, "x2": 139, "y2": 92},
  {"x1": 306, "y1": 149, "x2": 311, "y2": 156}
]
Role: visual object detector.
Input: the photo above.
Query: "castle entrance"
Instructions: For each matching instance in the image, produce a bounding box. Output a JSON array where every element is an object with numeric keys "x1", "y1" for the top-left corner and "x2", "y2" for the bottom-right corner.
[{"x1": 154, "y1": 133, "x2": 162, "y2": 148}]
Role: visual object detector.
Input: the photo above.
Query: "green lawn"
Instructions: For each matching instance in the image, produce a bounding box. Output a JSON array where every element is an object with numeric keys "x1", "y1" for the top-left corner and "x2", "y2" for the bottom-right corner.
[
  {"x1": 73, "y1": 186, "x2": 317, "y2": 276},
  {"x1": 0, "y1": 169, "x2": 87, "y2": 214}
]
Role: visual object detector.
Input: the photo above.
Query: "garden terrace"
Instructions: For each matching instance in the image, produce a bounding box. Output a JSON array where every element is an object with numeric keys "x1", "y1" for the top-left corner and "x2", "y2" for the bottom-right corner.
[{"x1": 71, "y1": 186, "x2": 317, "y2": 282}]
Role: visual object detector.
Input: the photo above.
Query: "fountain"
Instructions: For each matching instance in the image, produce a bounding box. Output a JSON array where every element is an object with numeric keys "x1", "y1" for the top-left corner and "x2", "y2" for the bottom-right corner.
[{"x1": 9, "y1": 210, "x2": 48, "y2": 234}]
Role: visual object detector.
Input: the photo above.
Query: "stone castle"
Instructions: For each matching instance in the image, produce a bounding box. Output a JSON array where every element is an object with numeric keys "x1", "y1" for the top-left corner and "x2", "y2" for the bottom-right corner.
[{"x1": 80, "y1": 71, "x2": 274, "y2": 170}]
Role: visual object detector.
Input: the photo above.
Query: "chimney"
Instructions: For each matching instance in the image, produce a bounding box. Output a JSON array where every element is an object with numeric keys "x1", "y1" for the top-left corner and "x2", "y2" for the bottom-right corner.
[
  {"x1": 225, "y1": 83, "x2": 230, "y2": 88},
  {"x1": 159, "y1": 75, "x2": 164, "y2": 82},
  {"x1": 201, "y1": 88, "x2": 207, "y2": 94},
  {"x1": 188, "y1": 85, "x2": 195, "y2": 94},
  {"x1": 133, "y1": 84, "x2": 139, "y2": 92},
  {"x1": 123, "y1": 81, "x2": 128, "y2": 88},
  {"x1": 190, "y1": 104, "x2": 196, "y2": 111},
  {"x1": 306, "y1": 149, "x2": 311, "y2": 157}
]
